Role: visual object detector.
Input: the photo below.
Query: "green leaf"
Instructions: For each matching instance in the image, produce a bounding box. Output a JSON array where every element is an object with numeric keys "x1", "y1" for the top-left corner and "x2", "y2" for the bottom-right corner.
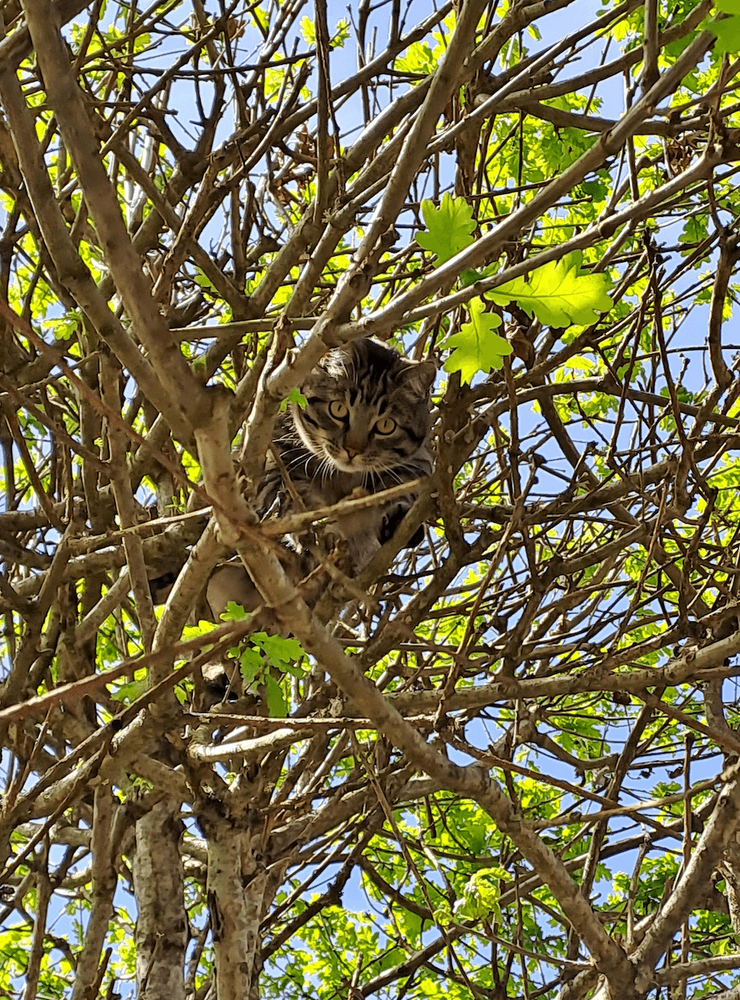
[
  {"x1": 415, "y1": 193, "x2": 476, "y2": 264},
  {"x1": 222, "y1": 600, "x2": 249, "y2": 621},
  {"x1": 456, "y1": 870, "x2": 505, "y2": 922},
  {"x1": 678, "y1": 215, "x2": 708, "y2": 247},
  {"x1": 442, "y1": 299, "x2": 511, "y2": 383},
  {"x1": 234, "y1": 646, "x2": 263, "y2": 685},
  {"x1": 111, "y1": 678, "x2": 147, "y2": 703},
  {"x1": 194, "y1": 268, "x2": 216, "y2": 292},
  {"x1": 461, "y1": 264, "x2": 496, "y2": 287},
  {"x1": 265, "y1": 674, "x2": 288, "y2": 717},
  {"x1": 280, "y1": 387, "x2": 308, "y2": 412},
  {"x1": 254, "y1": 632, "x2": 305, "y2": 671},
  {"x1": 433, "y1": 900, "x2": 452, "y2": 928},
  {"x1": 395, "y1": 40, "x2": 435, "y2": 75},
  {"x1": 299, "y1": 15, "x2": 314, "y2": 44},
  {"x1": 488, "y1": 254, "x2": 612, "y2": 327},
  {"x1": 461, "y1": 268, "x2": 482, "y2": 287},
  {"x1": 707, "y1": 15, "x2": 740, "y2": 53},
  {"x1": 182, "y1": 619, "x2": 217, "y2": 640},
  {"x1": 716, "y1": 0, "x2": 740, "y2": 13},
  {"x1": 331, "y1": 18, "x2": 350, "y2": 48}
]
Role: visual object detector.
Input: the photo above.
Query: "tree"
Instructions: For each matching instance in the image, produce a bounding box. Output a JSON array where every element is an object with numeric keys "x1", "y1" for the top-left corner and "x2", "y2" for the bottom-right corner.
[{"x1": 3, "y1": 0, "x2": 740, "y2": 996}]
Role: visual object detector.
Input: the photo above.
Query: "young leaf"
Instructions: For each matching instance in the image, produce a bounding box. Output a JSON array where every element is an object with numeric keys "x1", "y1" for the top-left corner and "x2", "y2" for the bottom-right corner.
[
  {"x1": 416, "y1": 193, "x2": 476, "y2": 264},
  {"x1": 442, "y1": 299, "x2": 512, "y2": 383},
  {"x1": 433, "y1": 900, "x2": 453, "y2": 928},
  {"x1": 235, "y1": 646, "x2": 263, "y2": 685},
  {"x1": 182, "y1": 619, "x2": 217, "y2": 641},
  {"x1": 255, "y1": 632, "x2": 305, "y2": 671},
  {"x1": 280, "y1": 387, "x2": 308, "y2": 412},
  {"x1": 456, "y1": 870, "x2": 504, "y2": 922},
  {"x1": 222, "y1": 600, "x2": 249, "y2": 621},
  {"x1": 331, "y1": 18, "x2": 350, "y2": 48},
  {"x1": 488, "y1": 254, "x2": 612, "y2": 327},
  {"x1": 299, "y1": 15, "x2": 315, "y2": 44}
]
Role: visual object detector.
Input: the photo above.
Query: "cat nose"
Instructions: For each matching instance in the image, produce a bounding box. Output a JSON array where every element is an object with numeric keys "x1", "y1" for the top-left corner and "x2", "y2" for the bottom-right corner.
[{"x1": 345, "y1": 435, "x2": 367, "y2": 459}]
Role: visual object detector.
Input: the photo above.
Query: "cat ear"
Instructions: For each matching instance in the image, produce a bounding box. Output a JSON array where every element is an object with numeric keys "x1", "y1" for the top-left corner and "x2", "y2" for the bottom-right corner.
[
  {"x1": 318, "y1": 344, "x2": 351, "y2": 374},
  {"x1": 396, "y1": 359, "x2": 436, "y2": 395},
  {"x1": 316, "y1": 349, "x2": 337, "y2": 370}
]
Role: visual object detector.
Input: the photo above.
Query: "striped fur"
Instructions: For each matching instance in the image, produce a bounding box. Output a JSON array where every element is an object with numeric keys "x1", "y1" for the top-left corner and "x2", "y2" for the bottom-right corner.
[{"x1": 256, "y1": 338, "x2": 435, "y2": 569}]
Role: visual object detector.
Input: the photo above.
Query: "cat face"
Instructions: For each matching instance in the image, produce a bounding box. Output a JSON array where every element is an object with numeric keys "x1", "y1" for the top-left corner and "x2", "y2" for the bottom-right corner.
[{"x1": 292, "y1": 339, "x2": 435, "y2": 475}]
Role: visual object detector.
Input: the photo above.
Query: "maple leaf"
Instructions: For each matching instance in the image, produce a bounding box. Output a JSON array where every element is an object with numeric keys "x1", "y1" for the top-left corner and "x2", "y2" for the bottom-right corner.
[
  {"x1": 487, "y1": 254, "x2": 612, "y2": 327},
  {"x1": 416, "y1": 193, "x2": 476, "y2": 264},
  {"x1": 442, "y1": 299, "x2": 512, "y2": 383}
]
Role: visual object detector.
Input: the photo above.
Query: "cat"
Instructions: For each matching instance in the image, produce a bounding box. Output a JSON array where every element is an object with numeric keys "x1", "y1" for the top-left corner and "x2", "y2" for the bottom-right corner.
[{"x1": 204, "y1": 338, "x2": 436, "y2": 621}]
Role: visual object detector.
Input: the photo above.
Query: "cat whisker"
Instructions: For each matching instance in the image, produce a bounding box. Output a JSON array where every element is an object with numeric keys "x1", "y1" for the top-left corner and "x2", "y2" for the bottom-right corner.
[
  {"x1": 284, "y1": 451, "x2": 312, "y2": 475},
  {"x1": 317, "y1": 456, "x2": 334, "y2": 486}
]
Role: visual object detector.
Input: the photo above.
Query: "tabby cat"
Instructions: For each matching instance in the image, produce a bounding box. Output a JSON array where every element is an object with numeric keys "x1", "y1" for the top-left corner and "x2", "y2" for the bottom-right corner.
[{"x1": 205, "y1": 338, "x2": 435, "y2": 619}]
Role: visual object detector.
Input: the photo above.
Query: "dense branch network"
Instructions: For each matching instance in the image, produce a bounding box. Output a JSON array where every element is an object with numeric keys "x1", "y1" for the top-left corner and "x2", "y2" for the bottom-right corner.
[{"x1": 2, "y1": 0, "x2": 740, "y2": 998}]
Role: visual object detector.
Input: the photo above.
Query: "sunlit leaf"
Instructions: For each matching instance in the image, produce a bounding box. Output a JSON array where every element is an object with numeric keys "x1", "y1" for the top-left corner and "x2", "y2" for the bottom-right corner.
[
  {"x1": 442, "y1": 298, "x2": 511, "y2": 382},
  {"x1": 299, "y1": 15, "x2": 315, "y2": 44},
  {"x1": 416, "y1": 193, "x2": 476, "y2": 264},
  {"x1": 488, "y1": 254, "x2": 613, "y2": 326}
]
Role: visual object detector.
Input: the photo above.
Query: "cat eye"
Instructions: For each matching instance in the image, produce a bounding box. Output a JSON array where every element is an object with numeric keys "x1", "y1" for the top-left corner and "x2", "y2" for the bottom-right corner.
[
  {"x1": 375, "y1": 416, "x2": 396, "y2": 435},
  {"x1": 328, "y1": 400, "x2": 349, "y2": 420}
]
